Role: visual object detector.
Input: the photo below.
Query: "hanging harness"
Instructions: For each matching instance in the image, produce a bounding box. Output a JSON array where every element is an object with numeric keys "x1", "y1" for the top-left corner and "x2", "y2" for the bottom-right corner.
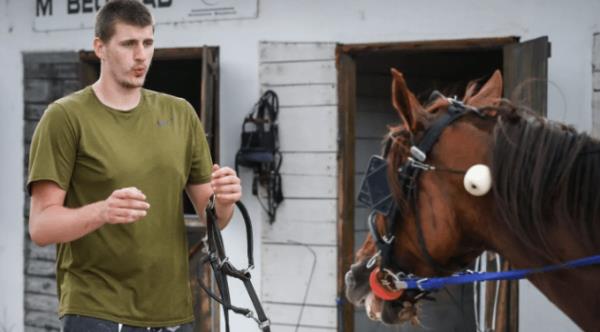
[
  {"x1": 190, "y1": 201, "x2": 271, "y2": 332},
  {"x1": 358, "y1": 97, "x2": 600, "y2": 299},
  {"x1": 235, "y1": 90, "x2": 284, "y2": 223}
]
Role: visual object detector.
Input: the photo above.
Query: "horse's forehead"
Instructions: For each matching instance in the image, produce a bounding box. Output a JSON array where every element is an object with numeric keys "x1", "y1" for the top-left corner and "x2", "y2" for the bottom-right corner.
[{"x1": 429, "y1": 121, "x2": 491, "y2": 162}]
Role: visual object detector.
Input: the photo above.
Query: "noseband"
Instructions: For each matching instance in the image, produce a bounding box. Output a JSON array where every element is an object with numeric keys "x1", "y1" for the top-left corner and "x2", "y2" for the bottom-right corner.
[{"x1": 358, "y1": 98, "x2": 480, "y2": 299}]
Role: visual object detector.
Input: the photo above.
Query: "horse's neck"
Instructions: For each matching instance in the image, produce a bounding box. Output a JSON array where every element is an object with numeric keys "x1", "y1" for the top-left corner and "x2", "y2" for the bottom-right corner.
[{"x1": 487, "y1": 222, "x2": 600, "y2": 331}]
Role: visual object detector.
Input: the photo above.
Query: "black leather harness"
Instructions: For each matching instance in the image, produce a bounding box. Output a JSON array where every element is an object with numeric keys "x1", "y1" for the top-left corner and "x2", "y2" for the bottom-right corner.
[{"x1": 192, "y1": 201, "x2": 271, "y2": 332}]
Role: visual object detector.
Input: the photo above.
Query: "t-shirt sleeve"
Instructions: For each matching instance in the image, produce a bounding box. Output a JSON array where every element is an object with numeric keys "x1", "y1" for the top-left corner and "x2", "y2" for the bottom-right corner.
[
  {"x1": 27, "y1": 103, "x2": 78, "y2": 194},
  {"x1": 186, "y1": 102, "x2": 213, "y2": 184}
]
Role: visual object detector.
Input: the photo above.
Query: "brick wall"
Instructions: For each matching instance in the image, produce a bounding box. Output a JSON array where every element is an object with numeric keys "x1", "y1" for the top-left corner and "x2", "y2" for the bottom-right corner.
[{"x1": 23, "y1": 52, "x2": 80, "y2": 332}]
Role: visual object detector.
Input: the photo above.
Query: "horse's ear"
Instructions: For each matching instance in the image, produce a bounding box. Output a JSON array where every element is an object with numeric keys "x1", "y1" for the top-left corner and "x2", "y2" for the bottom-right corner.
[
  {"x1": 391, "y1": 68, "x2": 423, "y2": 131},
  {"x1": 464, "y1": 70, "x2": 503, "y2": 107}
]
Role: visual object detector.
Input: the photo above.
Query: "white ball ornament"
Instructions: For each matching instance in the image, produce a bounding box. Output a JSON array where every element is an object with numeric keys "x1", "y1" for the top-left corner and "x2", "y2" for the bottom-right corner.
[{"x1": 463, "y1": 164, "x2": 492, "y2": 196}]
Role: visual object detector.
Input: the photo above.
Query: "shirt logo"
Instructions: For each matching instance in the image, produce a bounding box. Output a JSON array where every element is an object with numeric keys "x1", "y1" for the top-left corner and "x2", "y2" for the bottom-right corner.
[{"x1": 157, "y1": 118, "x2": 171, "y2": 127}]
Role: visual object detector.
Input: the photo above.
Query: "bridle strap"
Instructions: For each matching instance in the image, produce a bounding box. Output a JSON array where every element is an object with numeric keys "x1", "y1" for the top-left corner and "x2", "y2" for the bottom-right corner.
[
  {"x1": 415, "y1": 100, "x2": 481, "y2": 156},
  {"x1": 194, "y1": 201, "x2": 271, "y2": 332}
]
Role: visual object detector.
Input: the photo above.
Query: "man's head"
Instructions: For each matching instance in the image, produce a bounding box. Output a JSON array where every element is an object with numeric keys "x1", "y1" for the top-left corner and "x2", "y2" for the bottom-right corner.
[
  {"x1": 94, "y1": 0, "x2": 154, "y2": 89},
  {"x1": 95, "y1": 0, "x2": 153, "y2": 43}
]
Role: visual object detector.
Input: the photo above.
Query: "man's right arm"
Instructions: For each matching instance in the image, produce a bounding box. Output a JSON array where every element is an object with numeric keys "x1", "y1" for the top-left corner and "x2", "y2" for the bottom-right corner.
[{"x1": 29, "y1": 181, "x2": 150, "y2": 246}]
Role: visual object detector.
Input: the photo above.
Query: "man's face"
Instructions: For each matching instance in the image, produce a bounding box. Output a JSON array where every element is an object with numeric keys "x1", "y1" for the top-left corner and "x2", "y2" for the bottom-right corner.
[{"x1": 97, "y1": 22, "x2": 154, "y2": 89}]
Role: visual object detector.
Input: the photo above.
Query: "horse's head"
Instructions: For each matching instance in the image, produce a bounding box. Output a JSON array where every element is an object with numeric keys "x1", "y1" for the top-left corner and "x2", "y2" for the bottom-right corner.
[{"x1": 345, "y1": 68, "x2": 506, "y2": 325}]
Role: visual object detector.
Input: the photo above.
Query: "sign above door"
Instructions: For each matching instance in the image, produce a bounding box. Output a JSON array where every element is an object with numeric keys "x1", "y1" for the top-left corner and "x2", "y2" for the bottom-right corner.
[{"x1": 34, "y1": 0, "x2": 257, "y2": 32}]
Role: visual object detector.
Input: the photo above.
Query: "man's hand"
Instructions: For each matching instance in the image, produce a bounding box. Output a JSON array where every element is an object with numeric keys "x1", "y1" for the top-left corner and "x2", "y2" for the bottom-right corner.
[
  {"x1": 29, "y1": 181, "x2": 151, "y2": 246},
  {"x1": 211, "y1": 164, "x2": 242, "y2": 205},
  {"x1": 99, "y1": 187, "x2": 150, "y2": 224}
]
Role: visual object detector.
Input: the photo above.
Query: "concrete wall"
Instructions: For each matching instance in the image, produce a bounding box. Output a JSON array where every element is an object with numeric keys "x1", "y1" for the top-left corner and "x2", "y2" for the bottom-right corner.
[{"x1": 2, "y1": 1, "x2": 599, "y2": 331}]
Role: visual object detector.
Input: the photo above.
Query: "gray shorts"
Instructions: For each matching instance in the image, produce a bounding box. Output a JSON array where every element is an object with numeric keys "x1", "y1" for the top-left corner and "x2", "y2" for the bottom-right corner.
[{"x1": 61, "y1": 314, "x2": 194, "y2": 332}]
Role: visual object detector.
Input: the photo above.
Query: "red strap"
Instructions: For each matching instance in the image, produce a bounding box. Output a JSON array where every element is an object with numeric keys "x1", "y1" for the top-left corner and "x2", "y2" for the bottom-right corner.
[{"x1": 369, "y1": 267, "x2": 404, "y2": 301}]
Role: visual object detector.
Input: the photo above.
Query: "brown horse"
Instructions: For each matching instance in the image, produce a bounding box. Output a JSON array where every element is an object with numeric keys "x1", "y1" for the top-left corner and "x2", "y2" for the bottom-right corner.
[{"x1": 345, "y1": 69, "x2": 600, "y2": 331}]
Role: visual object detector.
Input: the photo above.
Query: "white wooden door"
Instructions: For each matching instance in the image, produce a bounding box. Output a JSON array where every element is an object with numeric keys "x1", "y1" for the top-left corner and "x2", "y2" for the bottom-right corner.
[{"x1": 259, "y1": 42, "x2": 339, "y2": 331}]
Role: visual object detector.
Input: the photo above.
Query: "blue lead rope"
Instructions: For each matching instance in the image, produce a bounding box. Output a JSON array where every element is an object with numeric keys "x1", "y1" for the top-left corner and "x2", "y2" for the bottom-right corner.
[{"x1": 402, "y1": 254, "x2": 600, "y2": 291}]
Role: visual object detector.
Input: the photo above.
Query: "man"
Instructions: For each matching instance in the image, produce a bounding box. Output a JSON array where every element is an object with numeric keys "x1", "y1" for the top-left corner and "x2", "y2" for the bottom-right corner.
[{"x1": 27, "y1": 1, "x2": 241, "y2": 331}]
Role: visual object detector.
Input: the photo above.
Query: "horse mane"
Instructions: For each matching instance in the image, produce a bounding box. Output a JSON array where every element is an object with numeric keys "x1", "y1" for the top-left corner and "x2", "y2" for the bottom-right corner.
[{"x1": 491, "y1": 105, "x2": 600, "y2": 260}]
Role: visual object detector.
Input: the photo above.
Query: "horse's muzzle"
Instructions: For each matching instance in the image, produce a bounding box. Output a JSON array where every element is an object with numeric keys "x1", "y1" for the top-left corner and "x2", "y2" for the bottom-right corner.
[{"x1": 344, "y1": 260, "x2": 372, "y2": 306}]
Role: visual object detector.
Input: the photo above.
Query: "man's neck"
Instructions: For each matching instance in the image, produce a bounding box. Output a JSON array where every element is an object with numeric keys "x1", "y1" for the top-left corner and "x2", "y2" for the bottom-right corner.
[{"x1": 92, "y1": 77, "x2": 142, "y2": 111}]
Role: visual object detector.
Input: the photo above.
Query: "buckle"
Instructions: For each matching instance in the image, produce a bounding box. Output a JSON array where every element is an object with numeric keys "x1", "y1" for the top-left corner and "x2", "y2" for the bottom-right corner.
[
  {"x1": 382, "y1": 235, "x2": 395, "y2": 244},
  {"x1": 247, "y1": 311, "x2": 271, "y2": 330},
  {"x1": 208, "y1": 194, "x2": 216, "y2": 210},
  {"x1": 218, "y1": 256, "x2": 230, "y2": 268},
  {"x1": 241, "y1": 264, "x2": 255, "y2": 275},
  {"x1": 259, "y1": 319, "x2": 271, "y2": 329},
  {"x1": 408, "y1": 157, "x2": 435, "y2": 171},
  {"x1": 410, "y1": 146, "x2": 426, "y2": 162},
  {"x1": 381, "y1": 268, "x2": 408, "y2": 290},
  {"x1": 366, "y1": 251, "x2": 380, "y2": 269}
]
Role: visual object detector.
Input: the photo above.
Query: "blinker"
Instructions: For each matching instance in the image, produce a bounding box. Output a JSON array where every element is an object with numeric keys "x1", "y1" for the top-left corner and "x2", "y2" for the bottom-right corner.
[{"x1": 358, "y1": 155, "x2": 395, "y2": 216}]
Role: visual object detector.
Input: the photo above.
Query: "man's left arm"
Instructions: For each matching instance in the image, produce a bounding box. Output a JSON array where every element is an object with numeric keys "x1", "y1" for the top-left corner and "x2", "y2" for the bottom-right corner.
[{"x1": 185, "y1": 164, "x2": 242, "y2": 229}]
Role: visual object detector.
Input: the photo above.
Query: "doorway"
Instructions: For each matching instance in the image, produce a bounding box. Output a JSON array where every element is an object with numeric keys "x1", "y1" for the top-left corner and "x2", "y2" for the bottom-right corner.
[{"x1": 337, "y1": 36, "x2": 550, "y2": 332}]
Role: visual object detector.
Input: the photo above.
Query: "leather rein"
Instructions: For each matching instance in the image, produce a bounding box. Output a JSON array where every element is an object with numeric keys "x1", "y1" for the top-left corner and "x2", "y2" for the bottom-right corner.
[{"x1": 189, "y1": 200, "x2": 271, "y2": 332}]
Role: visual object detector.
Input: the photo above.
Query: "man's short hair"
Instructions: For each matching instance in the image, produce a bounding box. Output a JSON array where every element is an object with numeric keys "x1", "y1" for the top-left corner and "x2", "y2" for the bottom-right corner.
[{"x1": 95, "y1": 0, "x2": 153, "y2": 42}]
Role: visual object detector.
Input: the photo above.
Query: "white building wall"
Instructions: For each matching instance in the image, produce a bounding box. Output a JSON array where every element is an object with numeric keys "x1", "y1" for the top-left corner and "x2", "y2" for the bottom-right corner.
[{"x1": 1, "y1": 1, "x2": 599, "y2": 331}]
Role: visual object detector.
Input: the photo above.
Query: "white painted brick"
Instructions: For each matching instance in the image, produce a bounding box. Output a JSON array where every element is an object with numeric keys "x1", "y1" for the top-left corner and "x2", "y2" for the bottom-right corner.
[
  {"x1": 27, "y1": 260, "x2": 55, "y2": 277},
  {"x1": 26, "y1": 276, "x2": 57, "y2": 295},
  {"x1": 25, "y1": 294, "x2": 59, "y2": 312},
  {"x1": 28, "y1": 241, "x2": 56, "y2": 261},
  {"x1": 25, "y1": 310, "x2": 61, "y2": 330}
]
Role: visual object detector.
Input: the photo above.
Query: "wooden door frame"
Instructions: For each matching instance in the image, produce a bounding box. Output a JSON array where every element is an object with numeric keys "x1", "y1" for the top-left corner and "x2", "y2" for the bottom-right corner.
[{"x1": 336, "y1": 36, "x2": 521, "y2": 332}]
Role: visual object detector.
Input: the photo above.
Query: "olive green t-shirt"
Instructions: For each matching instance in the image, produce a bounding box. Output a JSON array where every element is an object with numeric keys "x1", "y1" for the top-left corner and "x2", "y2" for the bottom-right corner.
[{"x1": 27, "y1": 87, "x2": 212, "y2": 326}]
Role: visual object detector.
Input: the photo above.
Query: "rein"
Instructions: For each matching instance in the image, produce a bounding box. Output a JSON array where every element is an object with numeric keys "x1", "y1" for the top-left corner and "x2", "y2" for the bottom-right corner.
[
  {"x1": 189, "y1": 200, "x2": 270, "y2": 332},
  {"x1": 398, "y1": 254, "x2": 600, "y2": 291}
]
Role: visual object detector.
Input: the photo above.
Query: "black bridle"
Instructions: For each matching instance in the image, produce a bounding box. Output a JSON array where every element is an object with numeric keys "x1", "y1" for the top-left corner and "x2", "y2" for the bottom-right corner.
[
  {"x1": 190, "y1": 201, "x2": 271, "y2": 332},
  {"x1": 359, "y1": 98, "x2": 481, "y2": 282}
]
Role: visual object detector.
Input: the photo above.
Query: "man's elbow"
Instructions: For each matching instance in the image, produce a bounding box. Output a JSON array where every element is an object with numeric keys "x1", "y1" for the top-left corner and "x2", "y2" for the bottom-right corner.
[{"x1": 28, "y1": 217, "x2": 52, "y2": 247}]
